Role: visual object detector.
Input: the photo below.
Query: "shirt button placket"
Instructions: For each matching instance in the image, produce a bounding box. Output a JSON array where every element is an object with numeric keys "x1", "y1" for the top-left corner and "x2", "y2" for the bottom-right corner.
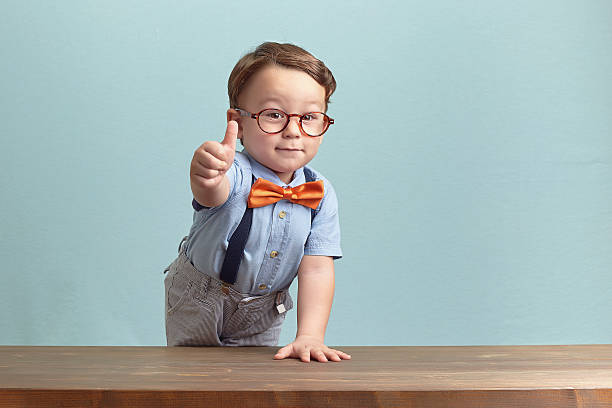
[{"x1": 258, "y1": 202, "x2": 287, "y2": 294}]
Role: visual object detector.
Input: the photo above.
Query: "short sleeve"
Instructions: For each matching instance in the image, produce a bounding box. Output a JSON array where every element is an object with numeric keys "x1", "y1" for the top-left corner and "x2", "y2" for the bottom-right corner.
[{"x1": 304, "y1": 179, "x2": 342, "y2": 259}]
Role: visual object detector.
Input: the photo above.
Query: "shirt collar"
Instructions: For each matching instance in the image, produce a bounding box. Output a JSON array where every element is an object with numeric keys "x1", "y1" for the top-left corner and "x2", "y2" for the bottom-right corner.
[{"x1": 242, "y1": 149, "x2": 305, "y2": 187}]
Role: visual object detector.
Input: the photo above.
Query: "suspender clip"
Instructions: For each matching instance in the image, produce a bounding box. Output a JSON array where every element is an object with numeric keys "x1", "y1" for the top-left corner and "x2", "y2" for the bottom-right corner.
[{"x1": 275, "y1": 291, "x2": 287, "y2": 314}]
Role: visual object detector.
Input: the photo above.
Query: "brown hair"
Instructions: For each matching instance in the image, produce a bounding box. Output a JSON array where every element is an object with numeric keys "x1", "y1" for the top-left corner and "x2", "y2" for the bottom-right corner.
[{"x1": 228, "y1": 42, "x2": 336, "y2": 112}]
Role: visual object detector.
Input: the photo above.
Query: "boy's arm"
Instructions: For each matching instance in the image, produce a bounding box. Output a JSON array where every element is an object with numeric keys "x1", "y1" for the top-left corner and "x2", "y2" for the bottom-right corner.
[
  {"x1": 190, "y1": 120, "x2": 237, "y2": 207},
  {"x1": 274, "y1": 255, "x2": 351, "y2": 363}
]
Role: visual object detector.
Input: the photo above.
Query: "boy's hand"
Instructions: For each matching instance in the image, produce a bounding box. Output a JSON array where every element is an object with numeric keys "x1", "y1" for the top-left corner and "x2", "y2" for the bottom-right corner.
[
  {"x1": 190, "y1": 120, "x2": 238, "y2": 190},
  {"x1": 274, "y1": 335, "x2": 352, "y2": 363}
]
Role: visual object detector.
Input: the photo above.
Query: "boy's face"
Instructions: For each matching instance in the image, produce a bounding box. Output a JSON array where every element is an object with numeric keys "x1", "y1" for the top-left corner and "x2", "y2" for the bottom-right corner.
[{"x1": 228, "y1": 65, "x2": 327, "y2": 184}]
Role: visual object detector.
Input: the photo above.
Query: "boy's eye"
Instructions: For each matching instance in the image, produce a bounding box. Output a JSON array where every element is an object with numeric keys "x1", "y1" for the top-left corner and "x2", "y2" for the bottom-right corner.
[
  {"x1": 302, "y1": 113, "x2": 321, "y2": 122},
  {"x1": 261, "y1": 110, "x2": 285, "y2": 121}
]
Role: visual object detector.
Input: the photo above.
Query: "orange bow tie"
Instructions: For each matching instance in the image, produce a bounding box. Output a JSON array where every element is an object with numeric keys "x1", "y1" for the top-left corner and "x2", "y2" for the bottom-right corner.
[{"x1": 247, "y1": 178, "x2": 324, "y2": 209}]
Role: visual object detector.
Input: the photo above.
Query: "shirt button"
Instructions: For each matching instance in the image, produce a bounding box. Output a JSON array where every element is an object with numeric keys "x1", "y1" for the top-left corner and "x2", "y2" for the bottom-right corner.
[
  {"x1": 279, "y1": 211, "x2": 286, "y2": 219},
  {"x1": 258, "y1": 284, "x2": 268, "y2": 290},
  {"x1": 270, "y1": 250, "x2": 279, "y2": 258}
]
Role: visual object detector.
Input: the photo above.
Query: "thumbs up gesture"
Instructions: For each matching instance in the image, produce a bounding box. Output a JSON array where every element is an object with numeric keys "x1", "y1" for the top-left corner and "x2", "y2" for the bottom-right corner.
[{"x1": 190, "y1": 120, "x2": 238, "y2": 207}]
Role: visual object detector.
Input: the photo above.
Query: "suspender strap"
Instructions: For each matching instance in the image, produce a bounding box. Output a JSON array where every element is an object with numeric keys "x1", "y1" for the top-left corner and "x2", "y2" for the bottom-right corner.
[
  {"x1": 219, "y1": 205, "x2": 253, "y2": 284},
  {"x1": 219, "y1": 168, "x2": 318, "y2": 285},
  {"x1": 303, "y1": 167, "x2": 317, "y2": 222},
  {"x1": 303, "y1": 166, "x2": 316, "y2": 183}
]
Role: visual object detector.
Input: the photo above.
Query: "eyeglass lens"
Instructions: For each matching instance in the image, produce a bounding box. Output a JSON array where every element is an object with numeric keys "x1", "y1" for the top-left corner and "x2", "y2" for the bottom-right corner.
[{"x1": 258, "y1": 109, "x2": 328, "y2": 136}]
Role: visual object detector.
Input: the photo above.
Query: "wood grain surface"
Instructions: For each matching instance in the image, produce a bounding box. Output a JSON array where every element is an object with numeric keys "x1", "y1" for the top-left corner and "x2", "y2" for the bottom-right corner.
[{"x1": 1, "y1": 345, "x2": 611, "y2": 407}]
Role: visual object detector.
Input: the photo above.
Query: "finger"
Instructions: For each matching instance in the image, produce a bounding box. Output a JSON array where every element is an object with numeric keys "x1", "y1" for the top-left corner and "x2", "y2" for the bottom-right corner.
[
  {"x1": 300, "y1": 349, "x2": 311, "y2": 363},
  {"x1": 197, "y1": 149, "x2": 227, "y2": 171},
  {"x1": 192, "y1": 167, "x2": 220, "y2": 180},
  {"x1": 330, "y1": 349, "x2": 352, "y2": 359},
  {"x1": 221, "y1": 120, "x2": 238, "y2": 151},
  {"x1": 325, "y1": 350, "x2": 342, "y2": 362},
  {"x1": 193, "y1": 173, "x2": 224, "y2": 190},
  {"x1": 273, "y1": 345, "x2": 292, "y2": 360},
  {"x1": 202, "y1": 141, "x2": 227, "y2": 163},
  {"x1": 314, "y1": 350, "x2": 328, "y2": 363}
]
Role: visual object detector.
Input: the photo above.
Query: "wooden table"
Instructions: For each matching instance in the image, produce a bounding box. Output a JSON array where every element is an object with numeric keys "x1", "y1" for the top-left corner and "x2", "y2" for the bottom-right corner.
[{"x1": 1, "y1": 345, "x2": 611, "y2": 407}]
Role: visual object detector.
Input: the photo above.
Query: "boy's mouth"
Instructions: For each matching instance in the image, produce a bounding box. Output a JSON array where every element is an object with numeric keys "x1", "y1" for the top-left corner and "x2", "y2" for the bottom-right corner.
[{"x1": 276, "y1": 147, "x2": 303, "y2": 152}]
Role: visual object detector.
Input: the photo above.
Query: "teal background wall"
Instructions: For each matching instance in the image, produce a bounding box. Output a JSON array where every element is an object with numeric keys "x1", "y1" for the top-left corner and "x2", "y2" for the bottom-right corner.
[{"x1": 1, "y1": 0, "x2": 611, "y2": 346}]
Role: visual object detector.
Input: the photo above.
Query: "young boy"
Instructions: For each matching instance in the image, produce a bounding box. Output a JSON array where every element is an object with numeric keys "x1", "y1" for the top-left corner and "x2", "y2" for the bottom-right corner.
[{"x1": 164, "y1": 42, "x2": 351, "y2": 363}]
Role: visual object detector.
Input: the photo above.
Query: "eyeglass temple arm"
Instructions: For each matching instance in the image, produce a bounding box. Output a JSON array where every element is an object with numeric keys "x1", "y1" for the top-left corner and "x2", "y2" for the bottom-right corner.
[{"x1": 234, "y1": 108, "x2": 257, "y2": 119}]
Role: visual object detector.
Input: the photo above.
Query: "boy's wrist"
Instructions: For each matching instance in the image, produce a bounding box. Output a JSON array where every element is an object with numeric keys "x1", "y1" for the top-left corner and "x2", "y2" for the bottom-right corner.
[
  {"x1": 190, "y1": 174, "x2": 230, "y2": 208},
  {"x1": 295, "y1": 332, "x2": 325, "y2": 343}
]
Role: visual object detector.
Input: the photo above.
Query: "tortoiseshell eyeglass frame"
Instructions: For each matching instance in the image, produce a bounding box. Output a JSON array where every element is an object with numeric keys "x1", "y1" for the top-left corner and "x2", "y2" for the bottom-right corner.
[{"x1": 234, "y1": 108, "x2": 334, "y2": 137}]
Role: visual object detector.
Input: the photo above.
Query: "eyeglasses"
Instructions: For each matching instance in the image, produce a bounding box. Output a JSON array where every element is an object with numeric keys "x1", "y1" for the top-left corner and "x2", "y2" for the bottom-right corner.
[{"x1": 234, "y1": 108, "x2": 334, "y2": 137}]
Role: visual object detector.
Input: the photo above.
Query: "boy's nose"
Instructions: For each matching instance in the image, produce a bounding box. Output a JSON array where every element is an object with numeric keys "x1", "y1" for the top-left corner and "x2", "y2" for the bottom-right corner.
[{"x1": 282, "y1": 117, "x2": 303, "y2": 138}]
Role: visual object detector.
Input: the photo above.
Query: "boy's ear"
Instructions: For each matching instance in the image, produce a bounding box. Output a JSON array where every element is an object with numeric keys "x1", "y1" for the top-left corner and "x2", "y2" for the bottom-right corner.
[{"x1": 226, "y1": 108, "x2": 243, "y2": 140}]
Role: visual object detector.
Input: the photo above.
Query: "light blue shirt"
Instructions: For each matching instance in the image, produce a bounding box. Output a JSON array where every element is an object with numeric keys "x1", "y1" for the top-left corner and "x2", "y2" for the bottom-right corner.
[{"x1": 185, "y1": 151, "x2": 342, "y2": 295}]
